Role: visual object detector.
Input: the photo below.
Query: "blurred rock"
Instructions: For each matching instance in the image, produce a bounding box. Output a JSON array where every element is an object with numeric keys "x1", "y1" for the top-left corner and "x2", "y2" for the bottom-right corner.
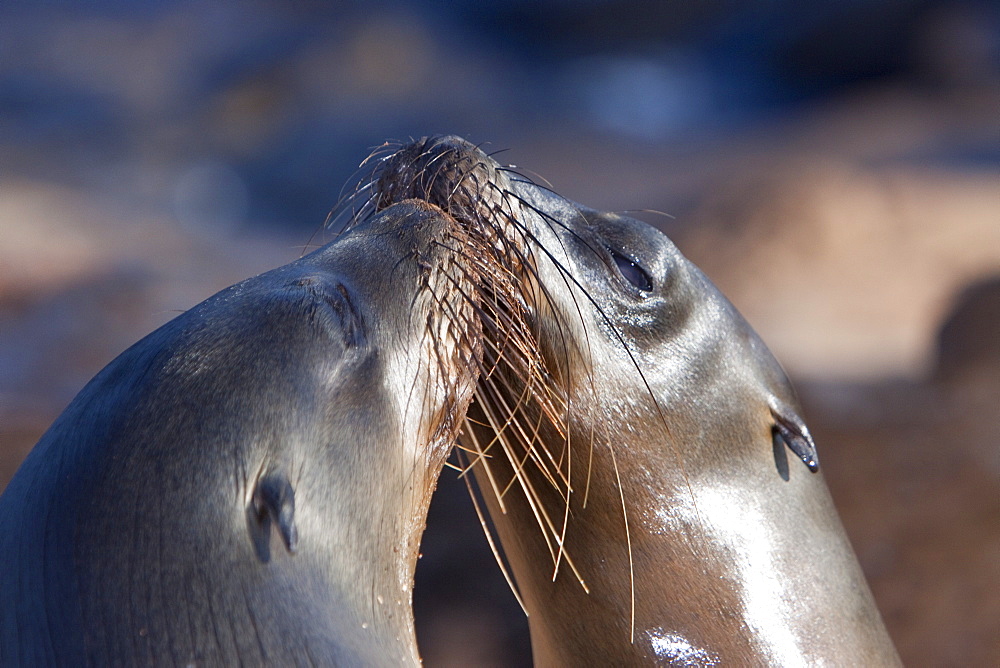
[
  {"x1": 934, "y1": 274, "x2": 1000, "y2": 382},
  {"x1": 680, "y1": 159, "x2": 1000, "y2": 380},
  {"x1": 0, "y1": 180, "x2": 298, "y2": 499},
  {"x1": 802, "y1": 273, "x2": 1000, "y2": 666}
]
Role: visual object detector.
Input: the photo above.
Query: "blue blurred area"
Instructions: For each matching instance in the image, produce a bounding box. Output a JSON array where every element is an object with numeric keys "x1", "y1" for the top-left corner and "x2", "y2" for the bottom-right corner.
[{"x1": 1, "y1": 0, "x2": 997, "y2": 231}]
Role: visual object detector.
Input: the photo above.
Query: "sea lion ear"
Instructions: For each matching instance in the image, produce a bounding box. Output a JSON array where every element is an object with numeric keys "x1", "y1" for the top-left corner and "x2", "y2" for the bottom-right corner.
[
  {"x1": 769, "y1": 398, "x2": 819, "y2": 473},
  {"x1": 249, "y1": 472, "x2": 299, "y2": 562}
]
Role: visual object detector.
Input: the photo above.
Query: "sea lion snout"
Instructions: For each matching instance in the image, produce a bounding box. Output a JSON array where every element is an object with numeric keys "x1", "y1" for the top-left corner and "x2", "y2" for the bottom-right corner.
[{"x1": 375, "y1": 135, "x2": 490, "y2": 212}]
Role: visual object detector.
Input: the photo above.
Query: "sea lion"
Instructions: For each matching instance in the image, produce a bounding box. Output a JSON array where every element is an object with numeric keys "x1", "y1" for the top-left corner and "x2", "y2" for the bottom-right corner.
[
  {"x1": 372, "y1": 136, "x2": 901, "y2": 665},
  {"x1": 0, "y1": 200, "x2": 489, "y2": 666}
]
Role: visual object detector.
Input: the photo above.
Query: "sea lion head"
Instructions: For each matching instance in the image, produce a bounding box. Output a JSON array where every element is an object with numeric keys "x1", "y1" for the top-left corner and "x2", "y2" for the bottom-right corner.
[
  {"x1": 369, "y1": 135, "x2": 897, "y2": 665},
  {"x1": 0, "y1": 198, "x2": 490, "y2": 666}
]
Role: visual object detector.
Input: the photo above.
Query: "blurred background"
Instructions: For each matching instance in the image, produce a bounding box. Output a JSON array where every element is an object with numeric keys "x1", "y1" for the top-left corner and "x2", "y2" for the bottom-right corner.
[{"x1": 1, "y1": 1, "x2": 997, "y2": 665}]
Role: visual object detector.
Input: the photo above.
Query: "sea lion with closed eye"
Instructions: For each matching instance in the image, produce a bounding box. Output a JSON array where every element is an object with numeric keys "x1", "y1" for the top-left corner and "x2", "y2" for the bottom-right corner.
[{"x1": 372, "y1": 135, "x2": 901, "y2": 666}]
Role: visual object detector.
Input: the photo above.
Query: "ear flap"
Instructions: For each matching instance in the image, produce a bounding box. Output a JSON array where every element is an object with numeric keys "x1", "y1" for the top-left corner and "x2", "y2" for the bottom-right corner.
[
  {"x1": 248, "y1": 471, "x2": 299, "y2": 563},
  {"x1": 769, "y1": 399, "x2": 819, "y2": 473}
]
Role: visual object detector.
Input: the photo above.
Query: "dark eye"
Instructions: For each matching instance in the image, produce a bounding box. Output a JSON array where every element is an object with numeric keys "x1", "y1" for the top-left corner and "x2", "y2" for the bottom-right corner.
[{"x1": 608, "y1": 247, "x2": 653, "y2": 292}]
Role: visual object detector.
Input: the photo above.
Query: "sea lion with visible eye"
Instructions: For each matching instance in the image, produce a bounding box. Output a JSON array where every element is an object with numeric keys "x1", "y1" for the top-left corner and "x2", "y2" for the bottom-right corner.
[
  {"x1": 0, "y1": 200, "x2": 493, "y2": 666},
  {"x1": 372, "y1": 136, "x2": 901, "y2": 665}
]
